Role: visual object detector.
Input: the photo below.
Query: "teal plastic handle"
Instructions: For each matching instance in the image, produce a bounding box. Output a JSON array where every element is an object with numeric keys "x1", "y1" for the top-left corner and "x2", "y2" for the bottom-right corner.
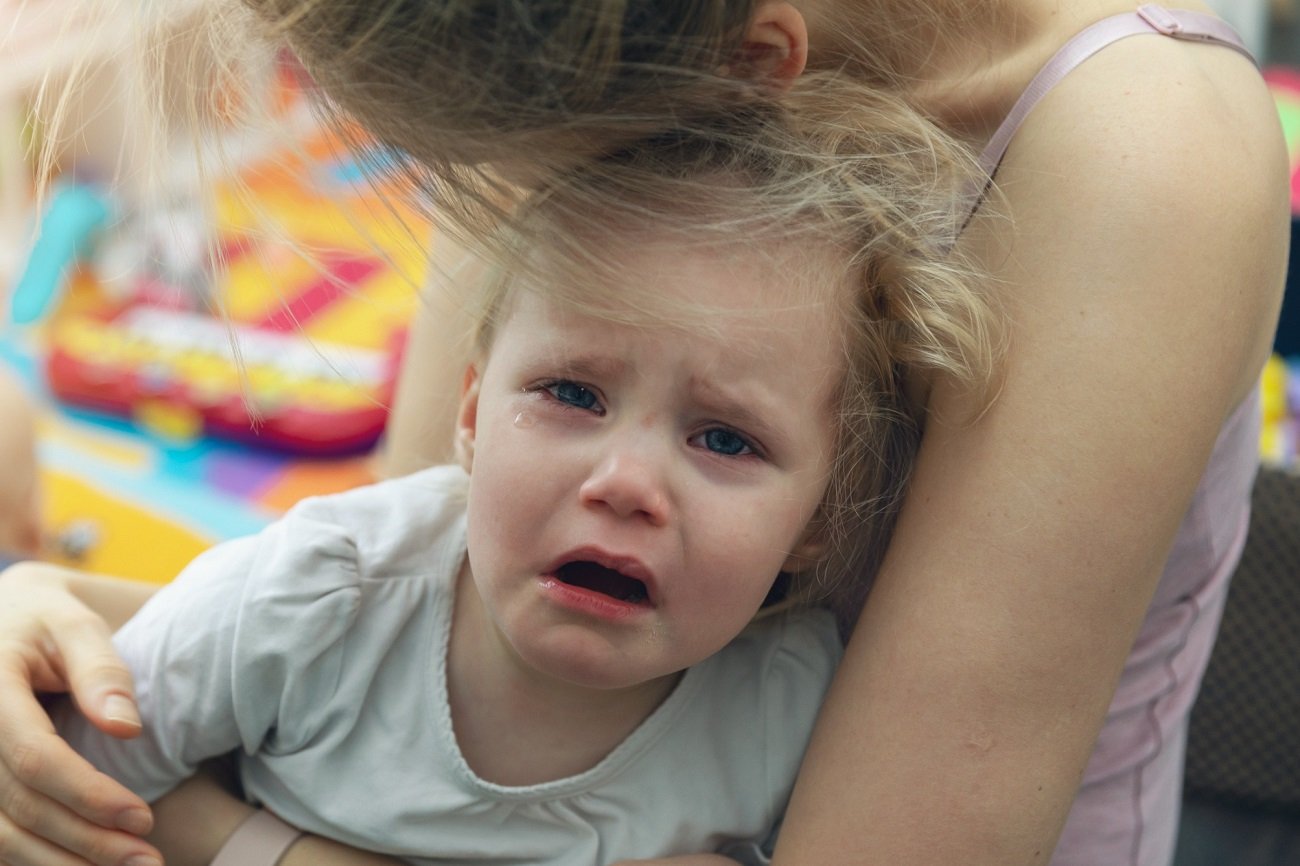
[{"x1": 11, "y1": 183, "x2": 113, "y2": 325}]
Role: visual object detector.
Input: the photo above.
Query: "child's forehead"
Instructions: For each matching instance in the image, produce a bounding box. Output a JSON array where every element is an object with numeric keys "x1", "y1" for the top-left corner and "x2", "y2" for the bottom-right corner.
[
  {"x1": 475, "y1": 200, "x2": 860, "y2": 368},
  {"x1": 497, "y1": 251, "x2": 848, "y2": 384},
  {"x1": 498, "y1": 287, "x2": 846, "y2": 411}
]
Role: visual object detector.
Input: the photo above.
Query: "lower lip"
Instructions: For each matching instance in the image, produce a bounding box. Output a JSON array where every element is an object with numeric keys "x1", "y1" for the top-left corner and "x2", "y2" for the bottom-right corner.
[{"x1": 537, "y1": 576, "x2": 650, "y2": 621}]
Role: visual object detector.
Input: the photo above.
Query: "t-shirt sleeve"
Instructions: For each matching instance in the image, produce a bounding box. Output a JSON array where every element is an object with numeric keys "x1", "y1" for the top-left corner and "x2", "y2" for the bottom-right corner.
[
  {"x1": 723, "y1": 609, "x2": 844, "y2": 865},
  {"x1": 56, "y1": 504, "x2": 364, "y2": 802},
  {"x1": 761, "y1": 609, "x2": 843, "y2": 801}
]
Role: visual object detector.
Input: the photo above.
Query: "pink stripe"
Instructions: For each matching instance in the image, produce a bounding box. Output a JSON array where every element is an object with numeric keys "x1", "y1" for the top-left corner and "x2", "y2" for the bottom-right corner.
[{"x1": 254, "y1": 256, "x2": 381, "y2": 332}]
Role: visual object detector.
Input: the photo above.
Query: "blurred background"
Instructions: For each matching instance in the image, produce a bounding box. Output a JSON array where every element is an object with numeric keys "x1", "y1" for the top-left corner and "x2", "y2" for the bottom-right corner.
[{"x1": 0, "y1": 1, "x2": 1296, "y2": 864}]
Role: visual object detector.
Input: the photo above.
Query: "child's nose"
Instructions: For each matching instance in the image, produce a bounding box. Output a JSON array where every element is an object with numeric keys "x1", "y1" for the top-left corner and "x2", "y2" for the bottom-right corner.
[{"x1": 578, "y1": 448, "x2": 671, "y2": 526}]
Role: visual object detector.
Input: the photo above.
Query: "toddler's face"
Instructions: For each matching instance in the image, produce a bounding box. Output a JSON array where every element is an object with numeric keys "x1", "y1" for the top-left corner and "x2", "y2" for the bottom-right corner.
[{"x1": 457, "y1": 237, "x2": 844, "y2": 691}]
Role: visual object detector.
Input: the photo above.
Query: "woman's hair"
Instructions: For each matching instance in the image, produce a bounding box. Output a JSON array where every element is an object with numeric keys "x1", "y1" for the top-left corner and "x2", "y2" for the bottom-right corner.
[
  {"x1": 463, "y1": 101, "x2": 1000, "y2": 619},
  {"x1": 241, "y1": 0, "x2": 757, "y2": 146},
  {"x1": 35, "y1": 0, "x2": 1002, "y2": 617},
  {"x1": 212, "y1": 0, "x2": 997, "y2": 238},
  {"x1": 179, "y1": 0, "x2": 760, "y2": 243}
]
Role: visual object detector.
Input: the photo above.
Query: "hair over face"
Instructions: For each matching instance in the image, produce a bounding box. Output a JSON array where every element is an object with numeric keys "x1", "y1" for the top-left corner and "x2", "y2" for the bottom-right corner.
[
  {"x1": 33, "y1": 0, "x2": 1004, "y2": 620},
  {"x1": 229, "y1": 0, "x2": 766, "y2": 225},
  {"x1": 464, "y1": 113, "x2": 1000, "y2": 619}
]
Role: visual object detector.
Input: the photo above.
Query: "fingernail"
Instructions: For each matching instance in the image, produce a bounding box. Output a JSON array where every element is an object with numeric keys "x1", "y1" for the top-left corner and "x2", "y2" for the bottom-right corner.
[
  {"x1": 116, "y1": 807, "x2": 153, "y2": 836},
  {"x1": 103, "y1": 694, "x2": 141, "y2": 729},
  {"x1": 123, "y1": 856, "x2": 162, "y2": 866}
]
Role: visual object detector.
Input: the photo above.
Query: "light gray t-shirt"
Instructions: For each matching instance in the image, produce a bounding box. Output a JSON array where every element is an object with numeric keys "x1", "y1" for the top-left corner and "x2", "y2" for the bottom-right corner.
[{"x1": 60, "y1": 465, "x2": 843, "y2": 865}]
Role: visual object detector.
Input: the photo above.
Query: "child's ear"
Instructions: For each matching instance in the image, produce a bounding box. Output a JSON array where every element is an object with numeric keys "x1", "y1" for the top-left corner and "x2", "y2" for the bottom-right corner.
[
  {"x1": 454, "y1": 363, "x2": 481, "y2": 474},
  {"x1": 732, "y1": 2, "x2": 809, "y2": 90}
]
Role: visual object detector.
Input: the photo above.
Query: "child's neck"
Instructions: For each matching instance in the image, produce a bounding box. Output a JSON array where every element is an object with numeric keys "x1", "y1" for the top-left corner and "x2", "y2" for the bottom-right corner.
[{"x1": 445, "y1": 561, "x2": 682, "y2": 787}]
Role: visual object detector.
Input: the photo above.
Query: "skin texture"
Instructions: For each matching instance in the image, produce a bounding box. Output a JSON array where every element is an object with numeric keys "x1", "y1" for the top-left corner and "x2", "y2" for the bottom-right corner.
[
  {"x1": 0, "y1": 566, "x2": 157, "y2": 866},
  {"x1": 448, "y1": 242, "x2": 838, "y2": 786},
  {"x1": 0, "y1": 232, "x2": 845, "y2": 864},
  {"x1": 0, "y1": 366, "x2": 40, "y2": 559},
  {"x1": 380, "y1": 232, "x2": 485, "y2": 476},
  {"x1": 0, "y1": 1, "x2": 1287, "y2": 864},
  {"x1": 771, "y1": 4, "x2": 1288, "y2": 864}
]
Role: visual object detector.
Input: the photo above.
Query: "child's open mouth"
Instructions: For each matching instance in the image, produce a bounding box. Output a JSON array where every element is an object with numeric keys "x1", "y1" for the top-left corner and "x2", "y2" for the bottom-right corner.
[{"x1": 555, "y1": 561, "x2": 650, "y2": 606}]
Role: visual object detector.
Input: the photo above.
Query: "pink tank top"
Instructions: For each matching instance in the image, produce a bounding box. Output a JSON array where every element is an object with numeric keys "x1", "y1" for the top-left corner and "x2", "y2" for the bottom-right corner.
[
  {"x1": 971, "y1": 8, "x2": 1262, "y2": 864},
  {"x1": 978, "y1": 5, "x2": 1254, "y2": 174}
]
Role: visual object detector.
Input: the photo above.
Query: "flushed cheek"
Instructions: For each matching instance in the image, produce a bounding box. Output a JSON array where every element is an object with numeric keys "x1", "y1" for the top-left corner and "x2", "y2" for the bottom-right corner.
[
  {"x1": 468, "y1": 474, "x2": 553, "y2": 563},
  {"x1": 678, "y1": 507, "x2": 811, "y2": 598},
  {"x1": 668, "y1": 546, "x2": 784, "y2": 623},
  {"x1": 700, "y1": 500, "x2": 807, "y2": 564},
  {"x1": 472, "y1": 412, "x2": 575, "y2": 501},
  {"x1": 656, "y1": 583, "x2": 767, "y2": 667},
  {"x1": 464, "y1": 441, "x2": 551, "y2": 557}
]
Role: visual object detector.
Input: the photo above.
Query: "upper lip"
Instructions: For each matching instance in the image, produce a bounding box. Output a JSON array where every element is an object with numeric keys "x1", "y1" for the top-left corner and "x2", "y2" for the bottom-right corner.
[{"x1": 544, "y1": 546, "x2": 659, "y2": 603}]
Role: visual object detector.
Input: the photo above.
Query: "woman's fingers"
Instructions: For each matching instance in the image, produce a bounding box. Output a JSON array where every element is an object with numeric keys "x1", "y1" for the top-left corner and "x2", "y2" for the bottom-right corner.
[
  {"x1": 0, "y1": 813, "x2": 90, "y2": 866},
  {"x1": 0, "y1": 564, "x2": 143, "y2": 736},
  {"x1": 0, "y1": 818, "x2": 160, "y2": 866},
  {"x1": 0, "y1": 803, "x2": 161, "y2": 866},
  {"x1": 0, "y1": 563, "x2": 155, "y2": 866},
  {"x1": 40, "y1": 609, "x2": 141, "y2": 737},
  {"x1": 0, "y1": 750, "x2": 160, "y2": 866},
  {"x1": 0, "y1": 728, "x2": 152, "y2": 835},
  {"x1": 0, "y1": 664, "x2": 150, "y2": 836}
]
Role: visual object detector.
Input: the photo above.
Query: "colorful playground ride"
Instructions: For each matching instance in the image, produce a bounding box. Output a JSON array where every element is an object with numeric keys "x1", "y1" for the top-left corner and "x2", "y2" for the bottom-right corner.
[{"x1": 37, "y1": 129, "x2": 427, "y2": 455}]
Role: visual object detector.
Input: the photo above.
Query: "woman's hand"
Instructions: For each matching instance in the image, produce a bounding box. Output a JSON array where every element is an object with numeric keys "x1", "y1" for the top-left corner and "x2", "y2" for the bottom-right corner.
[{"x1": 0, "y1": 562, "x2": 161, "y2": 866}]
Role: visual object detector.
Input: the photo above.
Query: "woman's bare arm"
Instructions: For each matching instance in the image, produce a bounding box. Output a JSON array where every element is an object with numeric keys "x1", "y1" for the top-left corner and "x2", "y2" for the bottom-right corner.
[
  {"x1": 772, "y1": 39, "x2": 1286, "y2": 865},
  {"x1": 60, "y1": 570, "x2": 162, "y2": 635},
  {"x1": 380, "y1": 230, "x2": 487, "y2": 478}
]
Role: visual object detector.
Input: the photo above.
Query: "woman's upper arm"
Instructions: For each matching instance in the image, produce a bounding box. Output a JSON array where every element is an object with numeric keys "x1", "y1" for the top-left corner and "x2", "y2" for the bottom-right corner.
[
  {"x1": 773, "y1": 41, "x2": 1287, "y2": 865},
  {"x1": 381, "y1": 230, "x2": 487, "y2": 477}
]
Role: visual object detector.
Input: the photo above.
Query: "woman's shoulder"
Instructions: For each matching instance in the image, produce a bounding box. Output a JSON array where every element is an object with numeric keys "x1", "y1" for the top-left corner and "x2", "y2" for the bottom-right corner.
[
  {"x1": 994, "y1": 20, "x2": 1284, "y2": 220},
  {"x1": 962, "y1": 23, "x2": 1287, "y2": 406}
]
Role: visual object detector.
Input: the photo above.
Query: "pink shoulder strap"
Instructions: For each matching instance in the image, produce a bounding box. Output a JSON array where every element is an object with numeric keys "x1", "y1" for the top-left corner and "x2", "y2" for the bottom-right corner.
[{"x1": 977, "y1": 4, "x2": 1256, "y2": 178}]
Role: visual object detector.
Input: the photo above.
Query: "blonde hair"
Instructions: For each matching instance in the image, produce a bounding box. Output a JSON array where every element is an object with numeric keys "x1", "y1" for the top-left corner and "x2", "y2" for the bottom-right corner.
[
  {"x1": 462, "y1": 100, "x2": 999, "y2": 617},
  {"x1": 35, "y1": 0, "x2": 1004, "y2": 616},
  {"x1": 195, "y1": 0, "x2": 1006, "y2": 234}
]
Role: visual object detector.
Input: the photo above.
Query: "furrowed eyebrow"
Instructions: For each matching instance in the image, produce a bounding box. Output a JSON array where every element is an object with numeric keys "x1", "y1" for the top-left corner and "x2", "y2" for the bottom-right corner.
[
  {"x1": 687, "y1": 378, "x2": 789, "y2": 451},
  {"x1": 541, "y1": 353, "x2": 629, "y2": 381}
]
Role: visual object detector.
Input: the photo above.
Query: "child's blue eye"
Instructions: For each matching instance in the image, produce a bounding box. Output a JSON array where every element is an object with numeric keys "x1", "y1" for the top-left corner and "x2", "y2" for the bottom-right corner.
[
  {"x1": 545, "y1": 380, "x2": 601, "y2": 412},
  {"x1": 701, "y1": 428, "x2": 753, "y2": 457}
]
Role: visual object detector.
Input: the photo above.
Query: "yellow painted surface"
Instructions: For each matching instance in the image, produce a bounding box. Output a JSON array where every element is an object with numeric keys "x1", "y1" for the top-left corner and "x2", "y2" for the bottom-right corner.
[
  {"x1": 41, "y1": 469, "x2": 212, "y2": 585},
  {"x1": 37, "y1": 414, "x2": 150, "y2": 471},
  {"x1": 306, "y1": 276, "x2": 418, "y2": 348}
]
